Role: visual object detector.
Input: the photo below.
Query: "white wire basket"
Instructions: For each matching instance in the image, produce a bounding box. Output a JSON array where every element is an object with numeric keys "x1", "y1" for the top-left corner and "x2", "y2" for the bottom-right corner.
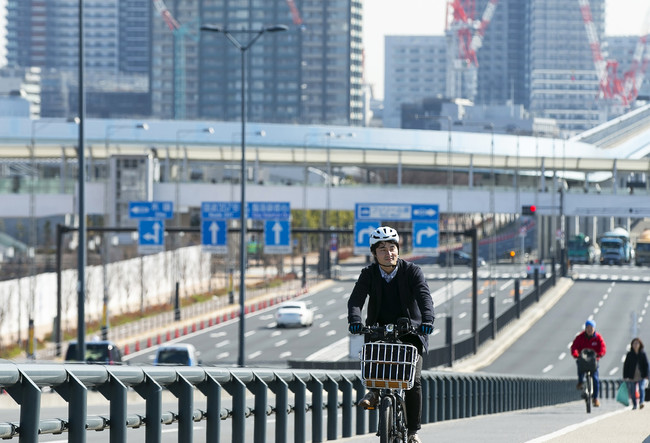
[{"x1": 360, "y1": 342, "x2": 419, "y2": 390}]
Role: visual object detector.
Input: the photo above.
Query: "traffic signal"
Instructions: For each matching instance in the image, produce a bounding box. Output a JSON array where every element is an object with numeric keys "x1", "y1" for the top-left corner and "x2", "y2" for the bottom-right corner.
[{"x1": 522, "y1": 205, "x2": 537, "y2": 215}]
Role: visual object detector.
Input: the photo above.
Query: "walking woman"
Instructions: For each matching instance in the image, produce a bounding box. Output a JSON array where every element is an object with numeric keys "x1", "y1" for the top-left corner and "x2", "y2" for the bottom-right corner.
[{"x1": 623, "y1": 337, "x2": 649, "y2": 409}]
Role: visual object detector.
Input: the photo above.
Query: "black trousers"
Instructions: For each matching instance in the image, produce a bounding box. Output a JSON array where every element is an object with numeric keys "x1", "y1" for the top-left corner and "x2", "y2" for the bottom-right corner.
[{"x1": 405, "y1": 355, "x2": 423, "y2": 432}]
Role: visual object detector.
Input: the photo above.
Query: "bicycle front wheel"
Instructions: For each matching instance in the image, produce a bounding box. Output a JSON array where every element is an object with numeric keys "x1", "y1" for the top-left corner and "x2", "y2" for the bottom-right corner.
[
  {"x1": 586, "y1": 374, "x2": 593, "y2": 413},
  {"x1": 379, "y1": 396, "x2": 394, "y2": 443}
]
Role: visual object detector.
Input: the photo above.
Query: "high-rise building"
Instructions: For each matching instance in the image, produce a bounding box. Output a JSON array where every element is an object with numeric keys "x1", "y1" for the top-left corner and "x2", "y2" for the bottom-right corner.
[
  {"x1": 383, "y1": 36, "x2": 447, "y2": 128},
  {"x1": 152, "y1": 0, "x2": 363, "y2": 125},
  {"x1": 5, "y1": 0, "x2": 151, "y2": 117},
  {"x1": 605, "y1": 35, "x2": 650, "y2": 100},
  {"x1": 527, "y1": 0, "x2": 605, "y2": 133},
  {"x1": 475, "y1": 0, "x2": 528, "y2": 108}
]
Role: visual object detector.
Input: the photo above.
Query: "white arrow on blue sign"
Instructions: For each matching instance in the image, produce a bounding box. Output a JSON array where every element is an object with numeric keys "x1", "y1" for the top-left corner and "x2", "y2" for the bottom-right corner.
[
  {"x1": 354, "y1": 221, "x2": 379, "y2": 256},
  {"x1": 201, "y1": 219, "x2": 228, "y2": 254},
  {"x1": 412, "y1": 221, "x2": 439, "y2": 254},
  {"x1": 129, "y1": 201, "x2": 174, "y2": 219},
  {"x1": 264, "y1": 220, "x2": 291, "y2": 254},
  {"x1": 138, "y1": 220, "x2": 165, "y2": 254}
]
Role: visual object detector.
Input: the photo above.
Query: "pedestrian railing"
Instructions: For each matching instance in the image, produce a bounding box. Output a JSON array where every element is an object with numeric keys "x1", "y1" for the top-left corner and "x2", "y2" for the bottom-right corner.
[{"x1": 0, "y1": 362, "x2": 621, "y2": 443}]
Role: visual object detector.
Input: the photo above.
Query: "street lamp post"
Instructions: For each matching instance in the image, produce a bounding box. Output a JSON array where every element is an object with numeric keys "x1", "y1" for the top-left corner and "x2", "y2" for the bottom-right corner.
[
  {"x1": 102, "y1": 123, "x2": 148, "y2": 340},
  {"x1": 201, "y1": 23, "x2": 287, "y2": 367}
]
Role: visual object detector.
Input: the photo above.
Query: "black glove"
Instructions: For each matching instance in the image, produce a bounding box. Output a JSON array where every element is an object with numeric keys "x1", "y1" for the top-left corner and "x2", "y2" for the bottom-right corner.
[
  {"x1": 349, "y1": 323, "x2": 363, "y2": 334},
  {"x1": 419, "y1": 322, "x2": 434, "y2": 335}
]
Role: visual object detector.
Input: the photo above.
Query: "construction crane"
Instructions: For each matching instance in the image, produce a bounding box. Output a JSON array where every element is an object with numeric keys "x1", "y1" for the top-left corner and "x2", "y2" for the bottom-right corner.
[
  {"x1": 445, "y1": 0, "x2": 499, "y2": 100},
  {"x1": 153, "y1": 0, "x2": 199, "y2": 120},
  {"x1": 578, "y1": 0, "x2": 650, "y2": 108},
  {"x1": 286, "y1": 0, "x2": 303, "y2": 26}
]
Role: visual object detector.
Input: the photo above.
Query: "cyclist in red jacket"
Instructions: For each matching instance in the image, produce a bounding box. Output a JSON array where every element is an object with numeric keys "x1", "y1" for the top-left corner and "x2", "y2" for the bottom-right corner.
[{"x1": 571, "y1": 319, "x2": 606, "y2": 407}]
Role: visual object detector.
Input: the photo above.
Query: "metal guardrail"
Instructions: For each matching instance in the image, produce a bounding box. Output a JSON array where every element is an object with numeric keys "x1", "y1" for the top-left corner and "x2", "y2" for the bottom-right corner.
[{"x1": 0, "y1": 362, "x2": 621, "y2": 443}]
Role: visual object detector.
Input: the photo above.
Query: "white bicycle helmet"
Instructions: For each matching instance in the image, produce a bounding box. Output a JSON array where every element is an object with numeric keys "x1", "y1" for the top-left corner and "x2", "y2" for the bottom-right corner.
[{"x1": 369, "y1": 226, "x2": 400, "y2": 247}]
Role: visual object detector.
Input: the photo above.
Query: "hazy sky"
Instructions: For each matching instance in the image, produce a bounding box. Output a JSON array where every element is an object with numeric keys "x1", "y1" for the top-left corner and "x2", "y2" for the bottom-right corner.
[{"x1": 364, "y1": 0, "x2": 650, "y2": 99}]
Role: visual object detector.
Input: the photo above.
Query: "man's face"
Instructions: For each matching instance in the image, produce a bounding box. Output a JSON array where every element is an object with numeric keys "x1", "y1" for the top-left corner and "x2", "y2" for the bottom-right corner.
[
  {"x1": 375, "y1": 242, "x2": 399, "y2": 267},
  {"x1": 585, "y1": 325, "x2": 595, "y2": 336}
]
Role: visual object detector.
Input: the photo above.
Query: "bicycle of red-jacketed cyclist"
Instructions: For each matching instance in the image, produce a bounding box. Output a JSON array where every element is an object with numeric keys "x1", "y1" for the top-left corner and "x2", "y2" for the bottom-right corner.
[{"x1": 353, "y1": 319, "x2": 422, "y2": 443}]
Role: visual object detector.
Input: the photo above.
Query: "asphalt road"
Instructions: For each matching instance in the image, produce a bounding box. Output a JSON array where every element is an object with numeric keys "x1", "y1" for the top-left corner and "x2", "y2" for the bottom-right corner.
[
  {"x1": 124, "y1": 262, "x2": 541, "y2": 367},
  {"x1": 482, "y1": 278, "x2": 649, "y2": 378}
]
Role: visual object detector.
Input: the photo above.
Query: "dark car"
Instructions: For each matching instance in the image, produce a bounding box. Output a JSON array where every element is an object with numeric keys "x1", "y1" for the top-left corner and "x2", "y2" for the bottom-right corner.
[
  {"x1": 437, "y1": 250, "x2": 486, "y2": 267},
  {"x1": 65, "y1": 340, "x2": 123, "y2": 364}
]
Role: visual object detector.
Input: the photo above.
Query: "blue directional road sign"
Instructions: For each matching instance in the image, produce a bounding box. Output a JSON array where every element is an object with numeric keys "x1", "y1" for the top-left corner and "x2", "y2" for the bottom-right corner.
[
  {"x1": 412, "y1": 204, "x2": 439, "y2": 220},
  {"x1": 412, "y1": 221, "x2": 439, "y2": 254},
  {"x1": 129, "y1": 201, "x2": 174, "y2": 219},
  {"x1": 201, "y1": 219, "x2": 228, "y2": 254},
  {"x1": 354, "y1": 221, "x2": 379, "y2": 256},
  {"x1": 201, "y1": 202, "x2": 241, "y2": 220},
  {"x1": 248, "y1": 202, "x2": 291, "y2": 220},
  {"x1": 138, "y1": 219, "x2": 165, "y2": 254},
  {"x1": 264, "y1": 220, "x2": 291, "y2": 254}
]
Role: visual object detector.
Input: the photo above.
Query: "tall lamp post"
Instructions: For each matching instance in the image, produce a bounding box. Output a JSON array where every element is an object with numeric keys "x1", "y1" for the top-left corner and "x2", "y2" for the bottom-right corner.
[
  {"x1": 201, "y1": 23, "x2": 287, "y2": 367},
  {"x1": 101, "y1": 123, "x2": 148, "y2": 340}
]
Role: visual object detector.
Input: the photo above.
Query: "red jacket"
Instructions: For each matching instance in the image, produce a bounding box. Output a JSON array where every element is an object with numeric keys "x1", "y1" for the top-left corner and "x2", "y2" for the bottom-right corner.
[{"x1": 571, "y1": 331, "x2": 606, "y2": 359}]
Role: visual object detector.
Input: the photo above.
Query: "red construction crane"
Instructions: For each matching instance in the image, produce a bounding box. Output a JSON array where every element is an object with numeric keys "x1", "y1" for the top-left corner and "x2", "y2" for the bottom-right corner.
[
  {"x1": 286, "y1": 0, "x2": 303, "y2": 26},
  {"x1": 578, "y1": 0, "x2": 650, "y2": 106},
  {"x1": 446, "y1": 0, "x2": 499, "y2": 67}
]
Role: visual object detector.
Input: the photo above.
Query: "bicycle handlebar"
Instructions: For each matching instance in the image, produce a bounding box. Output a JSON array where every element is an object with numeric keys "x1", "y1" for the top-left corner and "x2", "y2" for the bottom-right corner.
[{"x1": 352, "y1": 322, "x2": 425, "y2": 341}]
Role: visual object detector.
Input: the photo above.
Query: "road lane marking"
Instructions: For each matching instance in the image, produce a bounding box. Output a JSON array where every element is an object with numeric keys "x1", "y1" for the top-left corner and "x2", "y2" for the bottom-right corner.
[
  {"x1": 299, "y1": 330, "x2": 310, "y2": 337},
  {"x1": 260, "y1": 314, "x2": 274, "y2": 320},
  {"x1": 306, "y1": 337, "x2": 349, "y2": 361},
  {"x1": 320, "y1": 321, "x2": 331, "y2": 328},
  {"x1": 248, "y1": 351, "x2": 262, "y2": 359},
  {"x1": 245, "y1": 331, "x2": 256, "y2": 337},
  {"x1": 326, "y1": 330, "x2": 336, "y2": 336},
  {"x1": 280, "y1": 351, "x2": 292, "y2": 358},
  {"x1": 210, "y1": 332, "x2": 227, "y2": 338},
  {"x1": 275, "y1": 339, "x2": 288, "y2": 347},
  {"x1": 217, "y1": 352, "x2": 229, "y2": 359},
  {"x1": 458, "y1": 329, "x2": 471, "y2": 336},
  {"x1": 333, "y1": 286, "x2": 345, "y2": 293},
  {"x1": 338, "y1": 313, "x2": 347, "y2": 320},
  {"x1": 271, "y1": 331, "x2": 281, "y2": 337},
  {"x1": 215, "y1": 341, "x2": 230, "y2": 348},
  {"x1": 558, "y1": 352, "x2": 566, "y2": 360},
  {"x1": 542, "y1": 365, "x2": 553, "y2": 373},
  {"x1": 327, "y1": 299, "x2": 336, "y2": 306},
  {"x1": 458, "y1": 312, "x2": 467, "y2": 319},
  {"x1": 315, "y1": 314, "x2": 324, "y2": 320},
  {"x1": 609, "y1": 367, "x2": 619, "y2": 375},
  {"x1": 525, "y1": 408, "x2": 626, "y2": 443}
]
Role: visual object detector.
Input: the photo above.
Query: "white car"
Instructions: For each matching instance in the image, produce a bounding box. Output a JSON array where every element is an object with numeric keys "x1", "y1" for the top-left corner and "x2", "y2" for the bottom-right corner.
[
  {"x1": 154, "y1": 343, "x2": 200, "y2": 366},
  {"x1": 276, "y1": 301, "x2": 314, "y2": 328}
]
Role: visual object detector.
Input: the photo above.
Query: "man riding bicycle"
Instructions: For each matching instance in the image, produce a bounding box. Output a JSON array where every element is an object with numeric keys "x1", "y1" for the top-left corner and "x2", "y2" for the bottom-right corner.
[
  {"x1": 348, "y1": 226, "x2": 434, "y2": 443},
  {"x1": 571, "y1": 319, "x2": 606, "y2": 407}
]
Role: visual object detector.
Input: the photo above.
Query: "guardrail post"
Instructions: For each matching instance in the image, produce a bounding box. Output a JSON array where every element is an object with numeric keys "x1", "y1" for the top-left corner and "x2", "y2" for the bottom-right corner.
[
  {"x1": 168, "y1": 374, "x2": 194, "y2": 443},
  {"x1": 269, "y1": 375, "x2": 289, "y2": 443},
  {"x1": 514, "y1": 279, "x2": 521, "y2": 318},
  {"x1": 223, "y1": 374, "x2": 247, "y2": 443},
  {"x1": 339, "y1": 375, "x2": 353, "y2": 437},
  {"x1": 534, "y1": 269, "x2": 540, "y2": 302},
  {"x1": 289, "y1": 376, "x2": 307, "y2": 443},
  {"x1": 420, "y1": 374, "x2": 430, "y2": 424},
  {"x1": 324, "y1": 376, "x2": 338, "y2": 440},
  {"x1": 97, "y1": 371, "x2": 128, "y2": 443},
  {"x1": 5, "y1": 370, "x2": 41, "y2": 443},
  {"x1": 352, "y1": 377, "x2": 366, "y2": 435},
  {"x1": 427, "y1": 374, "x2": 437, "y2": 423},
  {"x1": 307, "y1": 377, "x2": 324, "y2": 443},
  {"x1": 437, "y1": 376, "x2": 446, "y2": 422},
  {"x1": 446, "y1": 316, "x2": 454, "y2": 367},
  {"x1": 133, "y1": 372, "x2": 163, "y2": 443},
  {"x1": 197, "y1": 373, "x2": 221, "y2": 443},
  {"x1": 489, "y1": 296, "x2": 496, "y2": 340},
  {"x1": 54, "y1": 370, "x2": 87, "y2": 443},
  {"x1": 252, "y1": 375, "x2": 269, "y2": 443}
]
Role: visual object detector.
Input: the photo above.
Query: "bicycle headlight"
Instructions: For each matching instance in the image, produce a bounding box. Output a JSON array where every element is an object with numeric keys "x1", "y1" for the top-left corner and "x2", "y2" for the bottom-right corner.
[{"x1": 385, "y1": 324, "x2": 394, "y2": 333}]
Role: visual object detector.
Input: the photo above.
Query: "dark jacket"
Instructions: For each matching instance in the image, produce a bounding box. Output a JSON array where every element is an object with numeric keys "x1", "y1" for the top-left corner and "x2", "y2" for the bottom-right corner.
[
  {"x1": 347, "y1": 258, "x2": 434, "y2": 352},
  {"x1": 623, "y1": 350, "x2": 649, "y2": 380}
]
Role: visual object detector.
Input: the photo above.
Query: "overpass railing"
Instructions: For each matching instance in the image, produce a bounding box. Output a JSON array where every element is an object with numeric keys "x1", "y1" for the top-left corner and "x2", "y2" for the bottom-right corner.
[{"x1": 0, "y1": 362, "x2": 621, "y2": 443}]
